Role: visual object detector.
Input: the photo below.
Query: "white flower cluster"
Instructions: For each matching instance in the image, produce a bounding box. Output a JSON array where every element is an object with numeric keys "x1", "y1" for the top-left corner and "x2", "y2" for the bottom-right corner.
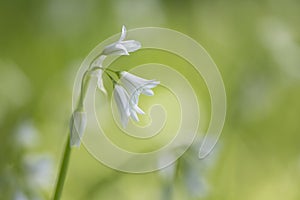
[
  {"x1": 114, "y1": 71, "x2": 159, "y2": 127},
  {"x1": 70, "y1": 26, "x2": 159, "y2": 147}
]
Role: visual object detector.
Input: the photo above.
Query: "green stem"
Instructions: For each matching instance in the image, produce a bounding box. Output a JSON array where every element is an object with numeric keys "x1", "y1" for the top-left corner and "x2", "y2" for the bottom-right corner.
[
  {"x1": 53, "y1": 133, "x2": 72, "y2": 200},
  {"x1": 77, "y1": 70, "x2": 91, "y2": 110}
]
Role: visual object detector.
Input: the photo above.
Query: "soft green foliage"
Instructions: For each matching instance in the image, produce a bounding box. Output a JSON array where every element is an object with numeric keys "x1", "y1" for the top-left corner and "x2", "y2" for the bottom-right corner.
[{"x1": 1, "y1": 0, "x2": 300, "y2": 199}]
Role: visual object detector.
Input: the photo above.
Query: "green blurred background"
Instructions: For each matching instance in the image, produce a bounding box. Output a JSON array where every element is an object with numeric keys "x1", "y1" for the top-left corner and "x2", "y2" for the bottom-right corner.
[{"x1": 1, "y1": 0, "x2": 300, "y2": 199}]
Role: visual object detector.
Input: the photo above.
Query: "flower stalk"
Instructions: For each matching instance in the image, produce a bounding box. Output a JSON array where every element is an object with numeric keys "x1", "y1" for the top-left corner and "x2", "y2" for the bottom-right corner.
[
  {"x1": 53, "y1": 25, "x2": 159, "y2": 199},
  {"x1": 53, "y1": 134, "x2": 72, "y2": 200}
]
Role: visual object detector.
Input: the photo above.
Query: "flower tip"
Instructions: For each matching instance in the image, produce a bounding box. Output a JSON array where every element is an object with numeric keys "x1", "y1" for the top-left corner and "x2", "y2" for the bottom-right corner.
[
  {"x1": 120, "y1": 25, "x2": 127, "y2": 41},
  {"x1": 120, "y1": 71, "x2": 127, "y2": 77},
  {"x1": 136, "y1": 41, "x2": 142, "y2": 49},
  {"x1": 143, "y1": 89, "x2": 154, "y2": 96},
  {"x1": 122, "y1": 25, "x2": 126, "y2": 33},
  {"x1": 99, "y1": 88, "x2": 108, "y2": 95}
]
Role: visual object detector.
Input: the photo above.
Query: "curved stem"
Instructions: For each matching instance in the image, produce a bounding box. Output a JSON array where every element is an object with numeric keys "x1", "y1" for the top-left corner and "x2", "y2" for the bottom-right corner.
[
  {"x1": 53, "y1": 133, "x2": 72, "y2": 200},
  {"x1": 77, "y1": 70, "x2": 91, "y2": 110},
  {"x1": 89, "y1": 54, "x2": 105, "y2": 69},
  {"x1": 91, "y1": 66, "x2": 119, "y2": 74}
]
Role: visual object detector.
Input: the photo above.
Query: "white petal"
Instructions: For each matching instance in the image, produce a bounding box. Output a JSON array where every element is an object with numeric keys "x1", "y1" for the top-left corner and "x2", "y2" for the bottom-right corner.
[
  {"x1": 70, "y1": 111, "x2": 87, "y2": 147},
  {"x1": 94, "y1": 70, "x2": 107, "y2": 94},
  {"x1": 114, "y1": 85, "x2": 130, "y2": 127},
  {"x1": 120, "y1": 25, "x2": 127, "y2": 41},
  {"x1": 133, "y1": 104, "x2": 145, "y2": 114},
  {"x1": 102, "y1": 43, "x2": 115, "y2": 55},
  {"x1": 120, "y1": 72, "x2": 159, "y2": 97},
  {"x1": 115, "y1": 85, "x2": 130, "y2": 111},
  {"x1": 145, "y1": 81, "x2": 160, "y2": 88},
  {"x1": 102, "y1": 26, "x2": 141, "y2": 56},
  {"x1": 102, "y1": 43, "x2": 129, "y2": 56},
  {"x1": 116, "y1": 44, "x2": 129, "y2": 55},
  {"x1": 118, "y1": 72, "x2": 160, "y2": 124},
  {"x1": 121, "y1": 40, "x2": 141, "y2": 53},
  {"x1": 121, "y1": 71, "x2": 151, "y2": 87},
  {"x1": 97, "y1": 77, "x2": 107, "y2": 94},
  {"x1": 130, "y1": 109, "x2": 139, "y2": 122},
  {"x1": 142, "y1": 89, "x2": 154, "y2": 96},
  {"x1": 121, "y1": 78, "x2": 138, "y2": 94}
]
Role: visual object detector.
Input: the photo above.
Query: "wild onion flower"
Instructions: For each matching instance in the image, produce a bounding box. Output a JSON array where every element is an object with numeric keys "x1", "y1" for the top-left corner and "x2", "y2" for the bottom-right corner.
[
  {"x1": 55, "y1": 25, "x2": 157, "y2": 200},
  {"x1": 114, "y1": 71, "x2": 160, "y2": 127},
  {"x1": 102, "y1": 25, "x2": 141, "y2": 56},
  {"x1": 91, "y1": 55, "x2": 107, "y2": 94},
  {"x1": 95, "y1": 69, "x2": 107, "y2": 94},
  {"x1": 157, "y1": 139, "x2": 218, "y2": 199},
  {"x1": 113, "y1": 85, "x2": 131, "y2": 127},
  {"x1": 70, "y1": 25, "x2": 158, "y2": 146},
  {"x1": 120, "y1": 71, "x2": 160, "y2": 97}
]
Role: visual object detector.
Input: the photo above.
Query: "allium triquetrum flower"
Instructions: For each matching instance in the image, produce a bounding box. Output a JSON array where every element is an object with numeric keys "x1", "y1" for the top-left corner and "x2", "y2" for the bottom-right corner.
[
  {"x1": 113, "y1": 84, "x2": 131, "y2": 127},
  {"x1": 70, "y1": 25, "x2": 158, "y2": 145},
  {"x1": 114, "y1": 72, "x2": 160, "y2": 127},
  {"x1": 102, "y1": 25, "x2": 141, "y2": 56},
  {"x1": 91, "y1": 55, "x2": 107, "y2": 94}
]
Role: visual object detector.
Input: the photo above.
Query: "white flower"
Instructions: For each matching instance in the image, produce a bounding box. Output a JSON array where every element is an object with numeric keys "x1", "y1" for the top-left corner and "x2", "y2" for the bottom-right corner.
[
  {"x1": 114, "y1": 72, "x2": 159, "y2": 127},
  {"x1": 102, "y1": 25, "x2": 141, "y2": 56},
  {"x1": 120, "y1": 72, "x2": 159, "y2": 114},
  {"x1": 113, "y1": 85, "x2": 131, "y2": 127},
  {"x1": 158, "y1": 153, "x2": 177, "y2": 182},
  {"x1": 70, "y1": 110, "x2": 87, "y2": 147},
  {"x1": 182, "y1": 159, "x2": 207, "y2": 198},
  {"x1": 91, "y1": 55, "x2": 107, "y2": 94},
  {"x1": 94, "y1": 69, "x2": 107, "y2": 94},
  {"x1": 23, "y1": 154, "x2": 54, "y2": 190},
  {"x1": 120, "y1": 71, "x2": 160, "y2": 97}
]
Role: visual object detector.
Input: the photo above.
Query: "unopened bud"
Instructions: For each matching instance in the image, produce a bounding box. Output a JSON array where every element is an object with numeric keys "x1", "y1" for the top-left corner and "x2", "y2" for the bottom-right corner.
[{"x1": 70, "y1": 110, "x2": 87, "y2": 147}]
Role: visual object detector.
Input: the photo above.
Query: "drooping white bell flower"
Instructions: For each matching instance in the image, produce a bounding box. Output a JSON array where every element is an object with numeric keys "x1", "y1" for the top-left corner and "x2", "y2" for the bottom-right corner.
[
  {"x1": 70, "y1": 110, "x2": 87, "y2": 147},
  {"x1": 91, "y1": 55, "x2": 107, "y2": 94},
  {"x1": 113, "y1": 84, "x2": 146, "y2": 127},
  {"x1": 114, "y1": 72, "x2": 159, "y2": 127},
  {"x1": 120, "y1": 71, "x2": 160, "y2": 102},
  {"x1": 102, "y1": 25, "x2": 141, "y2": 56},
  {"x1": 113, "y1": 84, "x2": 131, "y2": 127},
  {"x1": 93, "y1": 69, "x2": 107, "y2": 94}
]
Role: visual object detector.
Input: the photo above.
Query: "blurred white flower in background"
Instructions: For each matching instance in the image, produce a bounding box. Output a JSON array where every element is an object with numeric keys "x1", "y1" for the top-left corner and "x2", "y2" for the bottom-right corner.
[
  {"x1": 181, "y1": 157, "x2": 208, "y2": 198},
  {"x1": 158, "y1": 153, "x2": 177, "y2": 182},
  {"x1": 8, "y1": 154, "x2": 53, "y2": 199},
  {"x1": 23, "y1": 154, "x2": 54, "y2": 190},
  {"x1": 0, "y1": 61, "x2": 31, "y2": 126},
  {"x1": 14, "y1": 120, "x2": 39, "y2": 148},
  {"x1": 13, "y1": 190, "x2": 28, "y2": 200},
  {"x1": 260, "y1": 18, "x2": 300, "y2": 80},
  {"x1": 157, "y1": 137, "x2": 221, "y2": 199},
  {"x1": 4, "y1": 120, "x2": 55, "y2": 200}
]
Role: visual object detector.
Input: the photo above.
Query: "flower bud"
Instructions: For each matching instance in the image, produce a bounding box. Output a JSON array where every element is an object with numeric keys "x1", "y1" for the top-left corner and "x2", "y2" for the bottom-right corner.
[{"x1": 70, "y1": 110, "x2": 87, "y2": 147}]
